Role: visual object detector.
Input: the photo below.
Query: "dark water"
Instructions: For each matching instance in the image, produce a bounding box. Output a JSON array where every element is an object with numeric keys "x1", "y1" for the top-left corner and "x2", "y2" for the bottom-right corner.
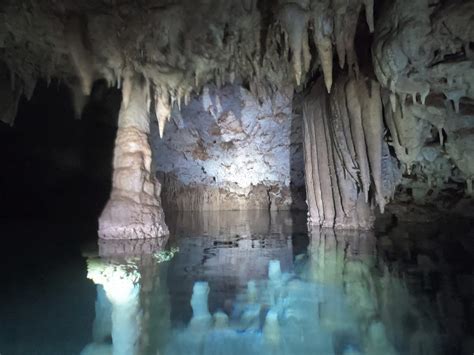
[{"x1": 1, "y1": 211, "x2": 473, "y2": 355}]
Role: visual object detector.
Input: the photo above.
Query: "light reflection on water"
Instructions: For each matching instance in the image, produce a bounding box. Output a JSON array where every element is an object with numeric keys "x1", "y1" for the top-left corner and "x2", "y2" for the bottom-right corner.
[{"x1": 81, "y1": 211, "x2": 466, "y2": 355}]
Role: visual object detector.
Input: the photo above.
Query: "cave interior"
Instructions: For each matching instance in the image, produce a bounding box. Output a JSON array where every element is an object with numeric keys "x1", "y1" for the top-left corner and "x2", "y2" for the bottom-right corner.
[{"x1": 0, "y1": 0, "x2": 473, "y2": 354}]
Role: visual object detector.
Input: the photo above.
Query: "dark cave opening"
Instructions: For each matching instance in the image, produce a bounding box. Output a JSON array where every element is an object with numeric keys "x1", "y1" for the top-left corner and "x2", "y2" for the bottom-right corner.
[{"x1": 0, "y1": 79, "x2": 121, "y2": 220}]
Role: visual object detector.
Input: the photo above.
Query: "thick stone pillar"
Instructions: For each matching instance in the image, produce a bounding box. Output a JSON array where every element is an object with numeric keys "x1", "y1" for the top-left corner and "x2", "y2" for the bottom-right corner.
[{"x1": 99, "y1": 76, "x2": 168, "y2": 239}]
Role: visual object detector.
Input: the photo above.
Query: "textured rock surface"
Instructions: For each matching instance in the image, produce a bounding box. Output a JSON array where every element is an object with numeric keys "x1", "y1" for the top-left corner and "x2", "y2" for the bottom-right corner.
[
  {"x1": 373, "y1": 0, "x2": 474, "y2": 197},
  {"x1": 152, "y1": 84, "x2": 305, "y2": 211},
  {"x1": 1, "y1": 0, "x2": 473, "y2": 232},
  {"x1": 99, "y1": 76, "x2": 168, "y2": 239},
  {"x1": 302, "y1": 76, "x2": 400, "y2": 229},
  {"x1": 0, "y1": 0, "x2": 376, "y2": 126}
]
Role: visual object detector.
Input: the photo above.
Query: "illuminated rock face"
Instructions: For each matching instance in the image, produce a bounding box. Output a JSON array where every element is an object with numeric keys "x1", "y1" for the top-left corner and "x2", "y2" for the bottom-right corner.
[
  {"x1": 99, "y1": 76, "x2": 168, "y2": 239},
  {"x1": 153, "y1": 85, "x2": 305, "y2": 211}
]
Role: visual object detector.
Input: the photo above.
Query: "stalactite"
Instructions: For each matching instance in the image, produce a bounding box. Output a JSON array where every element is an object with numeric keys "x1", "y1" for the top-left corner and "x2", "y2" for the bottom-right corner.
[
  {"x1": 346, "y1": 79, "x2": 371, "y2": 202},
  {"x1": 311, "y1": 0, "x2": 333, "y2": 92},
  {"x1": 278, "y1": 3, "x2": 310, "y2": 86},
  {"x1": 0, "y1": 66, "x2": 22, "y2": 126},
  {"x1": 65, "y1": 16, "x2": 95, "y2": 96},
  {"x1": 302, "y1": 116, "x2": 319, "y2": 223},
  {"x1": 359, "y1": 79, "x2": 385, "y2": 213},
  {"x1": 69, "y1": 80, "x2": 88, "y2": 120},
  {"x1": 155, "y1": 90, "x2": 171, "y2": 139},
  {"x1": 363, "y1": 0, "x2": 374, "y2": 33},
  {"x1": 343, "y1": 2, "x2": 361, "y2": 78}
]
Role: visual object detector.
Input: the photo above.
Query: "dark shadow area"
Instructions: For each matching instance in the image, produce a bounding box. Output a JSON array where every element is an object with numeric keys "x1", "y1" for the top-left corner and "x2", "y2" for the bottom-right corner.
[
  {"x1": 0, "y1": 79, "x2": 121, "y2": 222},
  {"x1": 0, "y1": 79, "x2": 121, "y2": 354},
  {"x1": 289, "y1": 95, "x2": 307, "y2": 211}
]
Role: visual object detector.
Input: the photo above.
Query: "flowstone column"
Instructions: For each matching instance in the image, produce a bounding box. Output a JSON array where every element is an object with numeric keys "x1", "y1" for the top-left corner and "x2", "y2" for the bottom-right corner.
[
  {"x1": 99, "y1": 76, "x2": 168, "y2": 239},
  {"x1": 302, "y1": 76, "x2": 394, "y2": 229}
]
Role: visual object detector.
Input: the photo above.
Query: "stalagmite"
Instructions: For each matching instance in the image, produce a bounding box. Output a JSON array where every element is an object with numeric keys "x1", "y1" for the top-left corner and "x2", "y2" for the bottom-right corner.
[{"x1": 98, "y1": 75, "x2": 168, "y2": 240}]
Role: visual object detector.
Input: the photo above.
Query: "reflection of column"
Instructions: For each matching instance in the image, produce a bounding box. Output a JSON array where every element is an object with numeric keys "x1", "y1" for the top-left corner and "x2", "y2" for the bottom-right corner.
[
  {"x1": 138, "y1": 254, "x2": 171, "y2": 354},
  {"x1": 92, "y1": 285, "x2": 112, "y2": 343},
  {"x1": 87, "y1": 259, "x2": 141, "y2": 355},
  {"x1": 99, "y1": 75, "x2": 168, "y2": 240},
  {"x1": 189, "y1": 282, "x2": 212, "y2": 330},
  {"x1": 84, "y1": 239, "x2": 174, "y2": 355}
]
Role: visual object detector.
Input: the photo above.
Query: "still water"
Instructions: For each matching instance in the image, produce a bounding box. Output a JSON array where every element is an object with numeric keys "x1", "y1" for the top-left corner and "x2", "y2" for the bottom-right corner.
[{"x1": 1, "y1": 211, "x2": 473, "y2": 354}]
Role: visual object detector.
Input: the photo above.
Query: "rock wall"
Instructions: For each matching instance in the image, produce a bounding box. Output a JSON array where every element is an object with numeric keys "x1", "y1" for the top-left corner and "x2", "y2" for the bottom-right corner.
[{"x1": 152, "y1": 84, "x2": 305, "y2": 211}]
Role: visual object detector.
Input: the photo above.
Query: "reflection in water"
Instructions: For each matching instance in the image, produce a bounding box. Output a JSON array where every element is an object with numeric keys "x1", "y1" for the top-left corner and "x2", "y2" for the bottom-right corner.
[{"x1": 81, "y1": 212, "x2": 459, "y2": 355}]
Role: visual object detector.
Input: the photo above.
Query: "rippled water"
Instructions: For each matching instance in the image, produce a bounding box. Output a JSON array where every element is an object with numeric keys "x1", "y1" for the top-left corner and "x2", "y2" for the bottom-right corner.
[{"x1": 1, "y1": 211, "x2": 473, "y2": 354}]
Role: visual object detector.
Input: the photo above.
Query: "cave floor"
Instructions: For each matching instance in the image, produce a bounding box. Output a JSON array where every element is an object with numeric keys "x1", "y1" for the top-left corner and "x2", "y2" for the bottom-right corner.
[{"x1": 0, "y1": 211, "x2": 472, "y2": 355}]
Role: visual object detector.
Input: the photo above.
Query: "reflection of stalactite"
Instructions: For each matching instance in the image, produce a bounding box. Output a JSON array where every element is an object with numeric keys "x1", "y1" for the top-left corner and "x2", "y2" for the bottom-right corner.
[{"x1": 303, "y1": 76, "x2": 390, "y2": 229}]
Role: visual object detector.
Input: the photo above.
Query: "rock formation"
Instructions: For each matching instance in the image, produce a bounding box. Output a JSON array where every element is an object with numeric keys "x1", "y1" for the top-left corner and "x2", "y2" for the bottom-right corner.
[
  {"x1": 83, "y1": 238, "x2": 173, "y2": 355},
  {"x1": 98, "y1": 75, "x2": 168, "y2": 239},
  {"x1": 302, "y1": 76, "x2": 399, "y2": 229},
  {"x1": 0, "y1": 0, "x2": 472, "y2": 236},
  {"x1": 373, "y1": 0, "x2": 474, "y2": 198}
]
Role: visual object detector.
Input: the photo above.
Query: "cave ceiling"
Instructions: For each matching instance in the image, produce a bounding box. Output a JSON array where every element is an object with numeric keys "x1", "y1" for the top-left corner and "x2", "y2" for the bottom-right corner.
[{"x1": 0, "y1": 0, "x2": 472, "y2": 134}]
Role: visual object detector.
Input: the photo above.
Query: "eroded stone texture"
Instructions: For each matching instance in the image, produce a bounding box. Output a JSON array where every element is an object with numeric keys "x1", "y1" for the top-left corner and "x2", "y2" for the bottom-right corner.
[
  {"x1": 373, "y1": 0, "x2": 474, "y2": 197},
  {"x1": 99, "y1": 76, "x2": 168, "y2": 239},
  {"x1": 152, "y1": 85, "x2": 306, "y2": 211},
  {"x1": 0, "y1": 0, "x2": 377, "y2": 126},
  {"x1": 303, "y1": 77, "x2": 400, "y2": 229}
]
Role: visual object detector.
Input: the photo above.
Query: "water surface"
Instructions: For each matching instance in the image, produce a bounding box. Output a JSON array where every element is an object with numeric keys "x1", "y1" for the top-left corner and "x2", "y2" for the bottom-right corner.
[{"x1": 1, "y1": 211, "x2": 473, "y2": 354}]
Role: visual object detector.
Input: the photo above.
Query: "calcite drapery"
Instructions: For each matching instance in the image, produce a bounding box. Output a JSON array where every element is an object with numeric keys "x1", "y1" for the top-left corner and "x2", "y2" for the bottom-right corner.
[
  {"x1": 98, "y1": 75, "x2": 168, "y2": 239},
  {"x1": 302, "y1": 76, "x2": 394, "y2": 229}
]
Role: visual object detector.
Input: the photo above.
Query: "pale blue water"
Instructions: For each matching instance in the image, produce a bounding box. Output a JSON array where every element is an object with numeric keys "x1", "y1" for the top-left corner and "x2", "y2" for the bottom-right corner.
[{"x1": 1, "y1": 211, "x2": 472, "y2": 355}]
